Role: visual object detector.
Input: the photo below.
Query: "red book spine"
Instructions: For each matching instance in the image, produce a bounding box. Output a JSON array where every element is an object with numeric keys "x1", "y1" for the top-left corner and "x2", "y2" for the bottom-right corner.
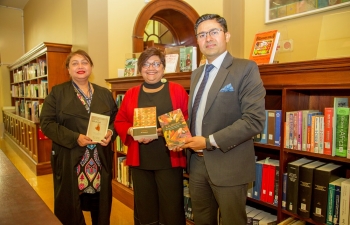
[{"x1": 324, "y1": 108, "x2": 333, "y2": 155}]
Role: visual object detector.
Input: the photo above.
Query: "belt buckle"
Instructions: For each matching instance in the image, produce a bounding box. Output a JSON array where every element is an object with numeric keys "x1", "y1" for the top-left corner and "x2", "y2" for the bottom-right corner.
[{"x1": 196, "y1": 152, "x2": 204, "y2": 157}]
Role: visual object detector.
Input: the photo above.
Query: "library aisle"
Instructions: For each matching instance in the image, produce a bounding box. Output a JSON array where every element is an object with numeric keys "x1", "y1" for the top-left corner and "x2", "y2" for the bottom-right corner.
[{"x1": 0, "y1": 138, "x2": 134, "y2": 225}]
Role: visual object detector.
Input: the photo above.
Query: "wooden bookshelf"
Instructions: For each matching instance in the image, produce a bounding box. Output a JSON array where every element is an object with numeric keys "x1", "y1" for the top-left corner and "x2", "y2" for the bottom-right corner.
[
  {"x1": 3, "y1": 42, "x2": 72, "y2": 176},
  {"x1": 107, "y1": 57, "x2": 350, "y2": 224}
]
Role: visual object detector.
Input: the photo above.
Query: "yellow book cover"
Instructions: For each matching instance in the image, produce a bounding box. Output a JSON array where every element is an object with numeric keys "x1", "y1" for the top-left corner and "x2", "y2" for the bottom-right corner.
[
  {"x1": 158, "y1": 108, "x2": 192, "y2": 150},
  {"x1": 133, "y1": 107, "x2": 158, "y2": 140}
]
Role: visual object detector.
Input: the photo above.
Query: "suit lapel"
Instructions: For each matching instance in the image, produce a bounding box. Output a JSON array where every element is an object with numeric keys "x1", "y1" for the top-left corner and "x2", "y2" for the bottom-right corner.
[{"x1": 204, "y1": 53, "x2": 233, "y2": 117}]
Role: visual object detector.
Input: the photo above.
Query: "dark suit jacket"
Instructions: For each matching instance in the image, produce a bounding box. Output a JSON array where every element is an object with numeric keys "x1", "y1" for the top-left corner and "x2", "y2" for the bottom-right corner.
[
  {"x1": 40, "y1": 81, "x2": 118, "y2": 225},
  {"x1": 187, "y1": 52, "x2": 266, "y2": 186}
]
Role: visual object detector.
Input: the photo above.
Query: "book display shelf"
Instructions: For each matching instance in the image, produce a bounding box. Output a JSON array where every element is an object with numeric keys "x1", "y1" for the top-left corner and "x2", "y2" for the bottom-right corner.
[
  {"x1": 106, "y1": 56, "x2": 350, "y2": 224},
  {"x1": 3, "y1": 42, "x2": 72, "y2": 176}
]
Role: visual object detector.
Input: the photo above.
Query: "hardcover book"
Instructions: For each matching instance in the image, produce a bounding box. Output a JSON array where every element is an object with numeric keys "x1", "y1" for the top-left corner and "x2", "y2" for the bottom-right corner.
[
  {"x1": 123, "y1": 53, "x2": 140, "y2": 77},
  {"x1": 86, "y1": 112, "x2": 110, "y2": 143},
  {"x1": 339, "y1": 178, "x2": 350, "y2": 225},
  {"x1": 274, "y1": 110, "x2": 282, "y2": 146},
  {"x1": 302, "y1": 110, "x2": 319, "y2": 151},
  {"x1": 335, "y1": 107, "x2": 349, "y2": 157},
  {"x1": 286, "y1": 158, "x2": 313, "y2": 214},
  {"x1": 158, "y1": 108, "x2": 191, "y2": 150},
  {"x1": 133, "y1": 107, "x2": 158, "y2": 141},
  {"x1": 324, "y1": 108, "x2": 334, "y2": 155},
  {"x1": 312, "y1": 163, "x2": 343, "y2": 223},
  {"x1": 297, "y1": 160, "x2": 326, "y2": 218},
  {"x1": 249, "y1": 30, "x2": 280, "y2": 65},
  {"x1": 332, "y1": 98, "x2": 349, "y2": 156},
  {"x1": 267, "y1": 110, "x2": 276, "y2": 145},
  {"x1": 326, "y1": 177, "x2": 347, "y2": 225}
]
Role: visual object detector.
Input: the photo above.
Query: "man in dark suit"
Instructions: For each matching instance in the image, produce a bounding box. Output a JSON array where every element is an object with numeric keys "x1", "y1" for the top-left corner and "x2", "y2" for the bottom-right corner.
[{"x1": 182, "y1": 14, "x2": 266, "y2": 224}]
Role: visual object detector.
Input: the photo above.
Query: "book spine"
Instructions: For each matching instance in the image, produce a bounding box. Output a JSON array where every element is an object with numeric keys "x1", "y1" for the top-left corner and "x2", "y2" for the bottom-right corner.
[
  {"x1": 267, "y1": 110, "x2": 276, "y2": 145},
  {"x1": 253, "y1": 163, "x2": 263, "y2": 200},
  {"x1": 260, "y1": 111, "x2": 268, "y2": 144},
  {"x1": 302, "y1": 110, "x2": 309, "y2": 151},
  {"x1": 273, "y1": 164, "x2": 280, "y2": 206},
  {"x1": 319, "y1": 115, "x2": 325, "y2": 154},
  {"x1": 326, "y1": 183, "x2": 336, "y2": 224},
  {"x1": 297, "y1": 110, "x2": 303, "y2": 150},
  {"x1": 333, "y1": 183, "x2": 342, "y2": 225},
  {"x1": 335, "y1": 107, "x2": 349, "y2": 157},
  {"x1": 324, "y1": 108, "x2": 334, "y2": 155},
  {"x1": 288, "y1": 112, "x2": 294, "y2": 149},
  {"x1": 307, "y1": 113, "x2": 313, "y2": 151},
  {"x1": 310, "y1": 115, "x2": 316, "y2": 152},
  {"x1": 260, "y1": 163, "x2": 269, "y2": 202},
  {"x1": 293, "y1": 111, "x2": 298, "y2": 150},
  {"x1": 297, "y1": 166, "x2": 313, "y2": 218},
  {"x1": 339, "y1": 180, "x2": 350, "y2": 225},
  {"x1": 274, "y1": 110, "x2": 282, "y2": 146},
  {"x1": 314, "y1": 116, "x2": 320, "y2": 153},
  {"x1": 287, "y1": 163, "x2": 300, "y2": 214},
  {"x1": 282, "y1": 172, "x2": 287, "y2": 210}
]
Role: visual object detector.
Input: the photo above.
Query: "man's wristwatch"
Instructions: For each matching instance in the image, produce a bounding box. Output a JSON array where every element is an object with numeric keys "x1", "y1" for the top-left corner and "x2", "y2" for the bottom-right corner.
[{"x1": 205, "y1": 138, "x2": 216, "y2": 151}]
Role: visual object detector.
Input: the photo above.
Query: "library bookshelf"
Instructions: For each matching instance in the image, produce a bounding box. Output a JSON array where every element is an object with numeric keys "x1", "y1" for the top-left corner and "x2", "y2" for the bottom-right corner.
[
  {"x1": 3, "y1": 42, "x2": 72, "y2": 176},
  {"x1": 107, "y1": 56, "x2": 350, "y2": 224}
]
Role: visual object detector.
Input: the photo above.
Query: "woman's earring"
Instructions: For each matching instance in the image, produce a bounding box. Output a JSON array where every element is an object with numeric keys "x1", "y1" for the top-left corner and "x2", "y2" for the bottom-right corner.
[{"x1": 161, "y1": 78, "x2": 167, "y2": 83}]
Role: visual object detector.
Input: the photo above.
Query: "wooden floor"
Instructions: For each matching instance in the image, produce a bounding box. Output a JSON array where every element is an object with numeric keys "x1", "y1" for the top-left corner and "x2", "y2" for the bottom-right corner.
[{"x1": 0, "y1": 138, "x2": 134, "y2": 225}]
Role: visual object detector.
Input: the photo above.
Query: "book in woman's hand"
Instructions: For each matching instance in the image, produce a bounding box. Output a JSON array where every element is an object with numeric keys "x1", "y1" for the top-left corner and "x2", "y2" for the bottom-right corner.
[
  {"x1": 158, "y1": 109, "x2": 192, "y2": 150},
  {"x1": 86, "y1": 112, "x2": 110, "y2": 142}
]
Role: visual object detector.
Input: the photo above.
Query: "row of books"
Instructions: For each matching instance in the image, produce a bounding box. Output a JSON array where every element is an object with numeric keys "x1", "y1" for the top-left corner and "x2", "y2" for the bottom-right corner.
[
  {"x1": 254, "y1": 110, "x2": 282, "y2": 146},
  {"x1": 116, "y1": 156, "x2": 133, "y2": 188},
  {"x1": 122, "y1": 46, "x2": 197, "y2": 77},
  {"x1": 277, "y1": 217, "x2": 306, "y2": 225},
  {"x1": 284, "y1": 97, "x2": 350, "y2": 158},
  {"x1": 248, "y1": 157, "x2": 280, "y2": 206},
  {"x1": 13, "y1": 60, "x2": 47, "y2": 82},
  {"x1": 246, "y1": 206, "x2": 277, "y2": 225},
  {"x1": 183, "y1": 180, "x2": 193, "y2": 221},
  {"x1": 11, "y1": 81, "x2": 48, "y2": 98},
  {"x1": 282, "y1": 158, "x2": 350, "y2": 224},
  {"x1": 14, "y1": 100, "x2": 42, "y2": 118}
]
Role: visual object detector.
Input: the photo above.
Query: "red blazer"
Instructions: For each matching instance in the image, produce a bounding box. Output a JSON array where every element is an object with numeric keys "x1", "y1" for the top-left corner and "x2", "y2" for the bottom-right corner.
[{"x1": 114, "y1": 82, "x2": 188, "y2": 167}]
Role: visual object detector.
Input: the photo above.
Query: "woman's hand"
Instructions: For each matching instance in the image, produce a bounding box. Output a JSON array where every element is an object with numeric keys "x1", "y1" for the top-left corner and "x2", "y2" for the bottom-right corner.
[
  {"x1": 77, "y1": 134, "x2": 97, "y2": 147},
  {"x1": 157, "y1": 128, "x2": 163, "y2": 137},
  {"x1": 100, "y1": 130, "x2": 113, "y2": 146}
]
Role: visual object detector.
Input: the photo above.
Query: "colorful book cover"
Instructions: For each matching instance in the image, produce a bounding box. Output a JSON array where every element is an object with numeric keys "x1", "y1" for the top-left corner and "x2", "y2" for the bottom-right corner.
[
  {"x1": 180, "y1": 46, "x2": 197, "y2": 72},
  {"x1": 332, "y1": 98, "x2": 349, "y2": 156},
  {"x1": 249, "y1": 30, "x2": 280, "y2": 65},
  {"x1": 335, "y1": 107, "x2": 349, "y2": 157},
  {"x1": 158, "y1": 108, "x2": 192, "y2": 150},
  {"x1": 133, "y1": 107, "x2": 158, "y2": 140},
  {"x1": 302, "y1": 110, "x2": 319, "y2": 151}
]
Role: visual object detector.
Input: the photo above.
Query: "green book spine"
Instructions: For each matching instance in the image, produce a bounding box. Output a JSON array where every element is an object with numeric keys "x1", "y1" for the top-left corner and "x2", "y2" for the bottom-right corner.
[
  {"x1": 326, "y1": 182, "x2": 336, "y2": 224},
  {"x1": 335, "y1": 107, "x2": 349, "y2": 157}
]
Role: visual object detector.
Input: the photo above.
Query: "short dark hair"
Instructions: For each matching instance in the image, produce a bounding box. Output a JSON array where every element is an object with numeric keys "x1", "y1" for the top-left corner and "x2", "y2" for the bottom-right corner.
[
  {"x1": 65, "y1": 49, "x2": 94, "y2": 68},
  {"x1": 137, "y1": 47, "x2": 166, "y2": 73},
  {"x1": 194, "y1": 14, "x2": 228, "y2": 34}
]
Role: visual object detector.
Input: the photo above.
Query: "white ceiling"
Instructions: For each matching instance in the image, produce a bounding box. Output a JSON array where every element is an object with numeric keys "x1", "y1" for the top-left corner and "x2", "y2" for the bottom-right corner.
[{"x1": 0, "y1": 0, "x2": 29, "y2": 9}]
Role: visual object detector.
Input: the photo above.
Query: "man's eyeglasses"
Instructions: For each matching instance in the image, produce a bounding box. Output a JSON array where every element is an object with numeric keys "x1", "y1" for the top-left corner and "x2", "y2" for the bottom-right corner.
[
  {"x1": 142, "y1": 61, "x2": 162, "y2": 69},
  {"x1": 196, "y1": 28, "x2": 224, "y2": 40}
]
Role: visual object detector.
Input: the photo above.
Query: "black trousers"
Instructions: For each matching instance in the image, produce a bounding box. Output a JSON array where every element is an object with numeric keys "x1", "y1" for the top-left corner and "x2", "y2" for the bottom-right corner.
[
  {"x1": 131, "y1": 167, "x2": 186, "y2": 225},
  {"x1": 80, "y1": 192, "x2": 100, "y2": 225}
]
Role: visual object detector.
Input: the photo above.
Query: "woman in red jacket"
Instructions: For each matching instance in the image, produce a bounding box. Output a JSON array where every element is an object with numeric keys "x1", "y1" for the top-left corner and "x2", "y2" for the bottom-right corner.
[{"x1": 114, "y1": 47, "x2": 188, "y2": 225}]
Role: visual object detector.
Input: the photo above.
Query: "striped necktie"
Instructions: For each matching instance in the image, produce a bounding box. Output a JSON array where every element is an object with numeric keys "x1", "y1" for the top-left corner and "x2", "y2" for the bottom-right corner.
[{"x1": 190, "y1": 64, "x2": 214, "y2": 136}]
